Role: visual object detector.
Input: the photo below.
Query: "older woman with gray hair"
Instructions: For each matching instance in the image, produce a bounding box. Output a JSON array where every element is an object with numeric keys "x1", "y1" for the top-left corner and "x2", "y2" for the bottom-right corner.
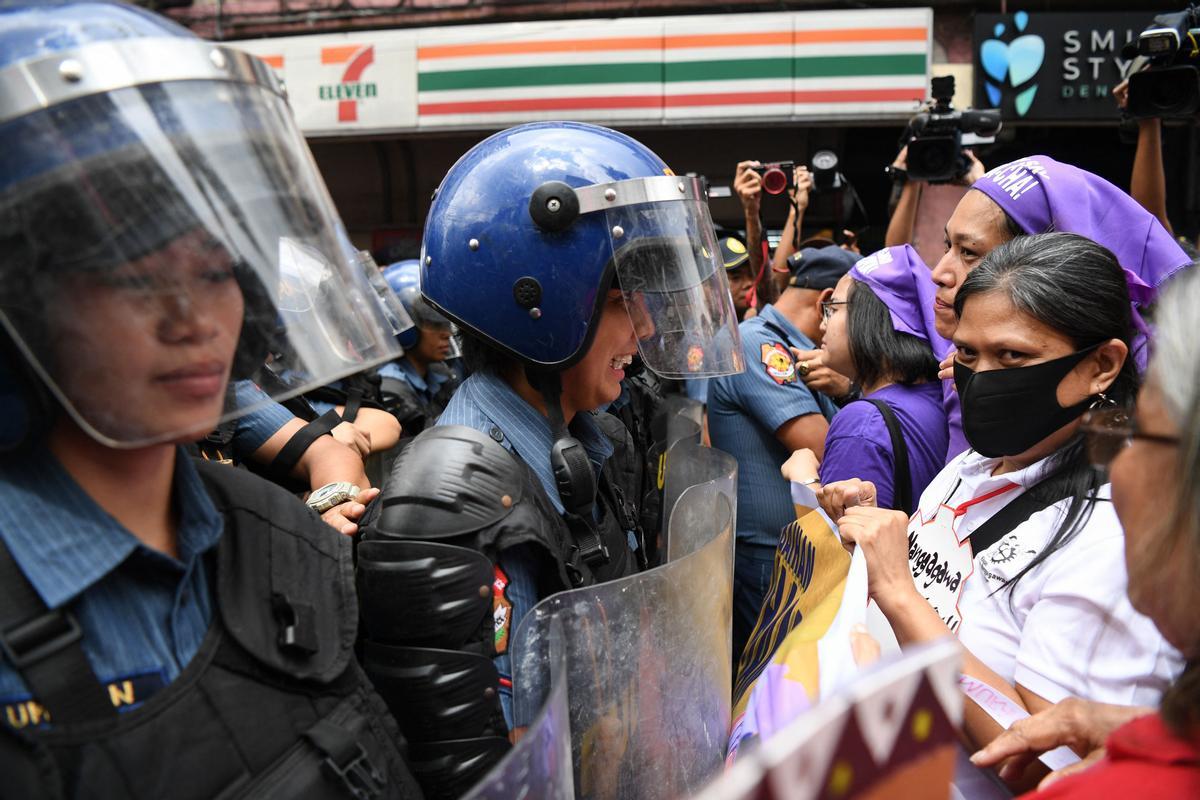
[{"x1": 971, "y1": 264, "x2": 1200, "y2": 797}]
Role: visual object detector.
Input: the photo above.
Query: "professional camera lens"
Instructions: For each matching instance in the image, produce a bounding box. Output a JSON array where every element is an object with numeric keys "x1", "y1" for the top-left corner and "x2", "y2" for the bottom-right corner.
[{"x1": 761, "y1": 166, "x2": 788, "y2": 195}]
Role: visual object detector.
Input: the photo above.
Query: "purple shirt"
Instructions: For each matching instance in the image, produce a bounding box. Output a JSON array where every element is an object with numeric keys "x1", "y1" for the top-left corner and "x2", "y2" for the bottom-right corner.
[
  {"x1": 943, "y1": 378, "x2": 968, "y2": 463},
  {"x1": 818, "y1": 382, "x2": 948, "y2": 513}
]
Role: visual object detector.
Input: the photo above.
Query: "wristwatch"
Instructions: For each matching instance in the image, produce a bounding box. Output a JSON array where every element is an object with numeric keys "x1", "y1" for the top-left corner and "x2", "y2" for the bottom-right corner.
[{"x1": 306, "y1": 482, "x2": 361, "y2": 514}]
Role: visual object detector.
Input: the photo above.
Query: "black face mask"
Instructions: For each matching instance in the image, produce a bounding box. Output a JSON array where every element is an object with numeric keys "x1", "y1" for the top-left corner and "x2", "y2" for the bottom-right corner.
[{"x1": 954, "y1": 345, "x2": 1101, "y2": 458}]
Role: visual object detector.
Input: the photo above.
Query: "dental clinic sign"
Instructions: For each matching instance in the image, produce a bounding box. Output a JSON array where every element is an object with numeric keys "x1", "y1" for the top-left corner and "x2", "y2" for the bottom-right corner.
[{"x1": 974, "y1": 12, "x2": 1150, "y2": 121}]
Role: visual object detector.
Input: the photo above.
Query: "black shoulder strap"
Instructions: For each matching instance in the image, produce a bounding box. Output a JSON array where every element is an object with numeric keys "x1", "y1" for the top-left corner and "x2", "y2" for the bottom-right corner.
[
  {"x1": 0, "y1": 542, "x2": 116, "y2": 723},
  {"x1": 969, "y1": 471, "x2": 1080, "y2": 555},
  {"x1": 859, "y1": 398, "x2": 913, "y2": 514},
  {"x1": 759, "y1": 320, "x2": 796, "y2": 351}
]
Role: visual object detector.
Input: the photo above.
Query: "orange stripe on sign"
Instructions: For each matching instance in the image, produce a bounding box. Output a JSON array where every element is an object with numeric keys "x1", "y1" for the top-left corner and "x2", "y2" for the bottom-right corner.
[
  {"x1": 417, "y1": 27, "x2": 927, "y2": 60},
  {"x1": 420, "y1": 94, "x2": 663, "y2": 115},
  {"x1": 321, "y1": 45, "x2": 362, "y2": 64},
  {"x1": 260, "y1": 54, "x2": 284, "y2": 69},
  {"x1": 664, "y1": 32, "x2": 792, "y2": 48},
  {"x1": 793, "y1": 27, "x2": 928, "y2": 44},
  {"x1": 419, "y1": 36, "x2": 662, "y2": 60}
]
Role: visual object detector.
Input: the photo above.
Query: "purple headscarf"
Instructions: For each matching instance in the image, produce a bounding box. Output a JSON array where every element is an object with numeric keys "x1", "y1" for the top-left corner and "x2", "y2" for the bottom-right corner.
[
  {"x1": 973, "y1": 155, "x2": 1190, "y2": 305},
  {"x1": 849, "y1": 245, "x2": 953, "y2": 360},
  {"x1": 973, "y1": 155, "x2": 1192, "y2": 370},
  {"x1": 851, "y1": 246, "x2": 968, "y2": 461}
]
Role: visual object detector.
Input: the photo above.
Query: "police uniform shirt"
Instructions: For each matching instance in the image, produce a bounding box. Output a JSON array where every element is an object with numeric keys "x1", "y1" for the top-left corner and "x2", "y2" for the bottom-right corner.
[
  {"x1": 230, "y1": 380, "x2": 298, "y2": 461},
  {"x1": 0, "y1": 447, "x2": 223, "y2": 727},
  {"x1": 380, "y1": 359, "x2": 451, "y2": 409},
  {"x1": 438, "y1": 370, "x2": 616, "y2": 726},
  {"x1": 707, "y1": 305, "x2": 838, "y2": 547}
]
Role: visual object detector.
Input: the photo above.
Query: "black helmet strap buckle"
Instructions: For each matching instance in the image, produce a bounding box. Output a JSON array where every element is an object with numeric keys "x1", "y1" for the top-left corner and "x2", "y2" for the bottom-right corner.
[{"x1": 533, "y1": 372, "x2": 610, "y2": 568}]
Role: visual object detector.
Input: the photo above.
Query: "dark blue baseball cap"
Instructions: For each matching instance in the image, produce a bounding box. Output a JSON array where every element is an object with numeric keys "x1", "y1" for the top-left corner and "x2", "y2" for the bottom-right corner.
[{"x1": 786, "y1": 245, "x2": 858, "y2": 290}]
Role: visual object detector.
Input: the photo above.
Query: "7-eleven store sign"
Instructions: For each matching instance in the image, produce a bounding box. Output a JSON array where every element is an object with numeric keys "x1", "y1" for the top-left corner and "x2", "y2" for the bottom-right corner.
[
  {"x1": 319, "y1": 45, "x2": 376, "y2": 123},
  {"x1": 237, "y1": 34, "x2": 418, "y2": 135}
]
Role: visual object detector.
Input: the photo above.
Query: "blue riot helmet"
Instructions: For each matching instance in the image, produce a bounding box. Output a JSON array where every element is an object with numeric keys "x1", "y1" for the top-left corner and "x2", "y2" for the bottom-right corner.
[
  {"x1": 421, "y1": 121, "x2": 744, "y2": 379},
  {"x1": 383, "y1": 259, "x2": 461, "y2": 359},
  {"x1": 0, "y1": 1, "x2": 403, "y2": 449}
]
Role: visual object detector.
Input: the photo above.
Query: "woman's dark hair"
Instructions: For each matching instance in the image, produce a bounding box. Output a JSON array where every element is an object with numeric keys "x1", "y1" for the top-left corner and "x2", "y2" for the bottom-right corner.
[
  {"x1": 461, "y1": 331, "x2": 519, "y2": 377},
  {"x1": 954, "y1": 232, "x2": 1138, "y2": 600},
  {"x1": 1000, "y1": 206, "x2": 1024, "y2": 240},
  {"x1": 846, "y1": 281, "x2": 938, "y2": 389}
]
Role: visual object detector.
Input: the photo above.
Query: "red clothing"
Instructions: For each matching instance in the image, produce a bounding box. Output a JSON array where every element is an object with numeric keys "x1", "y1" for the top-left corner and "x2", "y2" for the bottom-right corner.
[{"x1": 1022, "y1": 713, "x2": 1200, "y2": 799}]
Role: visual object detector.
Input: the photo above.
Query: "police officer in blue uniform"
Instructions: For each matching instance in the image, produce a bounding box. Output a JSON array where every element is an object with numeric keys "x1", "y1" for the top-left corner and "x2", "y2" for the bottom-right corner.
[
  {"x1": 376, "y1": 260, "x2": 461, "y2": 436},
  {"x1": 353, "y1": 122, "x2": 745, "y2": 793},
  {"x1": 707, "y1": 244, "x2": 858, "y2": 663},
  {"x1": 0, "y1": 2, "x2": 420, "y2": 796}
]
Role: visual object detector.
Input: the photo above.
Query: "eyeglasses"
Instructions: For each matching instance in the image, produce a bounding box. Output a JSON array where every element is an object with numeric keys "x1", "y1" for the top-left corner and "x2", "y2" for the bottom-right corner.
[
  {"x1": 820, "y1": 299, "x2": 849, "y2": 321},
  {"x1": 1079, "y1": 407, "x2": 1180, "y2": 467}
]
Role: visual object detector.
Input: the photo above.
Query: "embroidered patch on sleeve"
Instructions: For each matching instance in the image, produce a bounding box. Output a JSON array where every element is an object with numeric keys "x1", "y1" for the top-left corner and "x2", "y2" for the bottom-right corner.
[
  {"x1": 761, "y1": 342, "x2": 797, "y2": 385},
  {"x1": 492, "y1": 564, "x2": 513, "y2": 655}
]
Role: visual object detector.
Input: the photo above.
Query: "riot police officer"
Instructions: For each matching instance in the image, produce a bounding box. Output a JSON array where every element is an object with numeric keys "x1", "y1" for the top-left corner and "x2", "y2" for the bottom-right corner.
[
  {"x1": 0, "y1": 2, "x2": 420, "y2": 796},
  {"x1": 376, "y1": 260, "x2": 462, "y2": 436},
  {"x1": 354, "y1": 122, "x2": 744, "y2": 796}
]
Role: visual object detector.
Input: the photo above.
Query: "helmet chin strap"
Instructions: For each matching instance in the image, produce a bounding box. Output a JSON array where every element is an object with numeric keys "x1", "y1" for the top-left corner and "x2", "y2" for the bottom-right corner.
[{"x1": 529, "y1": 370, "x2": 610, "y2": 568}]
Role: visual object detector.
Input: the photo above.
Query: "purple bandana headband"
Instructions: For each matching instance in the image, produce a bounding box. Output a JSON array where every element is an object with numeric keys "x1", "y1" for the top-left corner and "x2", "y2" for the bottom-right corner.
[
  {"x1": 849, "y1": 245, "x2": 953, "y2": 361},
  {"x1": 973, "y1": 155, "x2": 1190, "y2": 305},
  {"x1": 973, "y1": 155, "x2": 1193, "y2": 368}
]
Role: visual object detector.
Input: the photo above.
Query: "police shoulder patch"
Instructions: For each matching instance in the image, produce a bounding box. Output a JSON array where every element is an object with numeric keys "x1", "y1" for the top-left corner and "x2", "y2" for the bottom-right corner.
[
  {"x1": 760, "y1": 342, "x2": 797, "y2": 385},
  {"x1": 492, "y1": 565, "x2": 513, "y2": 655}
]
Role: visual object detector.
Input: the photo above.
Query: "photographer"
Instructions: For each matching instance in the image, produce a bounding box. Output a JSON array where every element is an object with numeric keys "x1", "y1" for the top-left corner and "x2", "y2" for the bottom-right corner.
[
  {"x1": 884, "y1": 144, "x2": 986, "y2": 248},
  {"x1": 734, "y1": 160, "x2": 815, "y2": 308},
  {"x1": 1114, "y1": 79, "x2": 1173, "y2": 235}
]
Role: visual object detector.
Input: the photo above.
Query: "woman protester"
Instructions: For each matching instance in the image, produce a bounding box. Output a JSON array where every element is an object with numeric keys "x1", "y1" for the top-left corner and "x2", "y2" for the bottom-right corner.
[
  {"x1": 821, "y1": 233, "x2": 1181, "y2": 757},
  {"x1": 970, "y1": 266, "x2": 1200, "y2": 797},
  {"x1": 931, "y1": 155, "x2": 1190, "y2": 460},
  {"x1": 782, "y1": 245, "x2": 949, "y2": 514}
]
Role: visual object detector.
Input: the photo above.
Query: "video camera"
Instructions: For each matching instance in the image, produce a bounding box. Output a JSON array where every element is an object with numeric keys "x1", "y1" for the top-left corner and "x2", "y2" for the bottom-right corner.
[
  {"x1": 1123, "y1": 4, "x2": 1200, "y2": 119},
  {"x1": 900, "y1": 76, "x2": 1001, "y2": 183},
  {"x1": 751, "y1": 161, "x2": 795, "y2": 195}
]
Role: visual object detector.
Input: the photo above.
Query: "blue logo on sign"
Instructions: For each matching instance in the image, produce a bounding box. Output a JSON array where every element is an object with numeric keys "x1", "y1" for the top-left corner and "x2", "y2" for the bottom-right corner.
[{"x1": 980, "y1": 11, "x2": 1045, "y2": 116}]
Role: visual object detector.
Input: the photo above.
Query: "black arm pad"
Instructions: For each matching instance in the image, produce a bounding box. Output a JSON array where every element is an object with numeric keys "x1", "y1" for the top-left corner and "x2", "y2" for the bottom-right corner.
[{"x1": 268, "y1": 409, "x2": 343, "y2": 480}]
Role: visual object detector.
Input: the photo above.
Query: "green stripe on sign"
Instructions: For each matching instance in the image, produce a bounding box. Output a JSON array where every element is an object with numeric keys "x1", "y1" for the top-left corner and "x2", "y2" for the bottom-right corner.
[
  {"x1": 793, "y1": 53, "x2": 925, "y2": 78},
  {"x1": 665, "y1": 58, "x2": 792, "y2": 82},
  {"x1": 418, "y1": 62, "x2": 661, "y2": 91}
]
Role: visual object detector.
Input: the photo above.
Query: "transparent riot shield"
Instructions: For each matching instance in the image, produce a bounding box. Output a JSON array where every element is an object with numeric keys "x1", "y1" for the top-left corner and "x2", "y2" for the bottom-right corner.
[
  {"x1": 462, "y1": 617, "x2": 574, "y2": 800},
  {"x1": 506, "y1": 441, "x2": 737, "y2": 800},
  {"x1": 644, "y1": 394, "x2": 703, "y2": 563}
]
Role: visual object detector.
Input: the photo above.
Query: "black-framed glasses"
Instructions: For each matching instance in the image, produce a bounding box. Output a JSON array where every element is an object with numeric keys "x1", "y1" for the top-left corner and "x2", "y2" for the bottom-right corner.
[
  {"x1": 1079, "y1": 407, "x2": 1180, "y2": 467},
  {"x1": 820, "y1": 299, "x2": 849, "y2": 321}
]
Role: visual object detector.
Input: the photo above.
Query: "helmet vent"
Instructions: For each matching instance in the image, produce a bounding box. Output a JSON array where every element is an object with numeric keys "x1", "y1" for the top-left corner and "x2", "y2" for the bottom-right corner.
[{"x1": 512, "y1": 277, "x2": 543, "y2": 309}]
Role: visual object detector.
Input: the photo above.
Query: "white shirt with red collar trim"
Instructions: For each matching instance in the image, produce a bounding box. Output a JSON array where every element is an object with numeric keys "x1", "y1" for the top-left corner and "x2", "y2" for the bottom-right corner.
[{"x1": 909, "y1": 449, "x2": 1182, "y2": 708}]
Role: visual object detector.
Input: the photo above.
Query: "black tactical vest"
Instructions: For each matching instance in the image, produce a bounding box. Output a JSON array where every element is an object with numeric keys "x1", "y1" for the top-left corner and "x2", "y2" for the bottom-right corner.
[{"x1": 0, "y1": 461, "x2": 423, "y2": 800}]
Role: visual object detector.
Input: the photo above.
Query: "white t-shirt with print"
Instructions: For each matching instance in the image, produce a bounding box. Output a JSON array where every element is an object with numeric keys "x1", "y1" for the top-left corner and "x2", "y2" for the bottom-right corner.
[{"x1": 913, "y1": 450, "x2": 1183, "y2": 707}]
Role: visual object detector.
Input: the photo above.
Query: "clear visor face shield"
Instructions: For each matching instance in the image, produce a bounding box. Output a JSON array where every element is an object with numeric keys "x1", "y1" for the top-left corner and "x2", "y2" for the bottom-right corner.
[
  {"x1": 413, "y1": 302, "x2": 462, "y2": 362},
  {"x1": 356, "y1": 250, "x2": 415, "y2": 343},
  {"x1": 0, "y1": 41, "x2": 404, "y2": 447},
  {"x1": 595, "y1": 176, "x2": 744, "y2": 379}
]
